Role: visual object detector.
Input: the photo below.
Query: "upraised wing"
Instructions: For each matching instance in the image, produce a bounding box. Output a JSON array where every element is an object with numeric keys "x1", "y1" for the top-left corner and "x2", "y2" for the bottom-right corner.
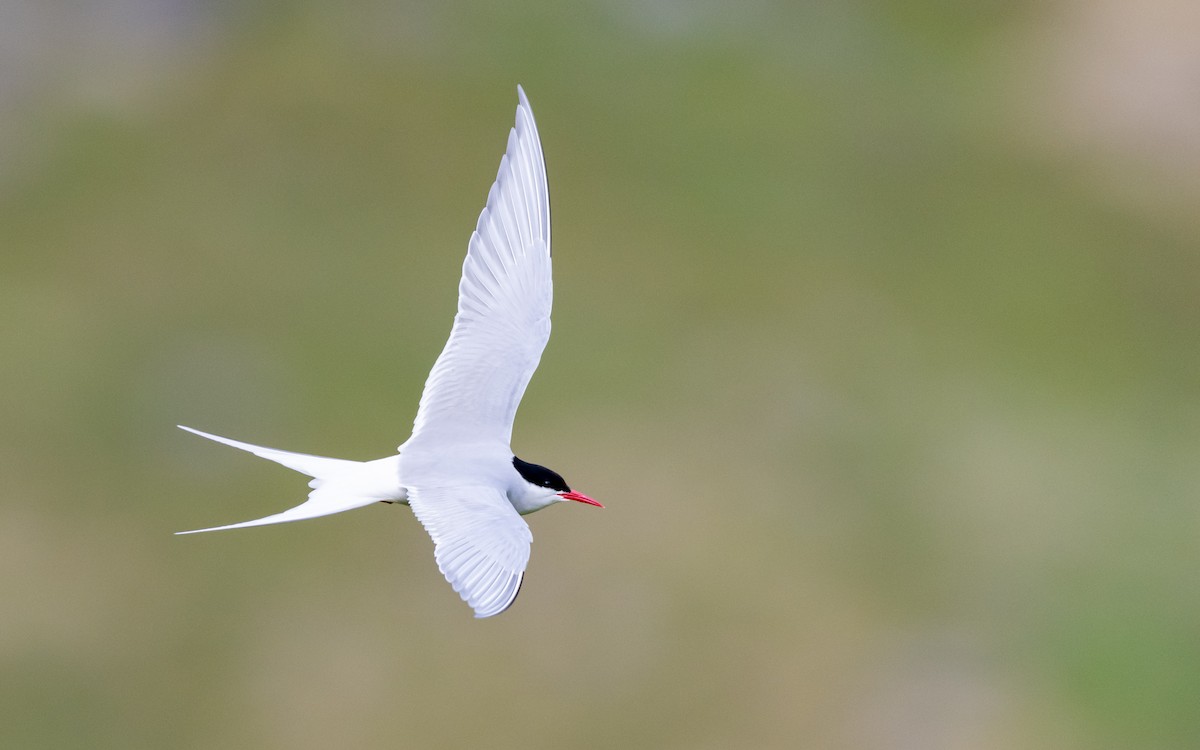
[
  {"x1": 408, "y1": 86, "x2": 552, "y2": 447},
  {"x1": 407, "y1": 485, "x2": 532, "y2": 618}
]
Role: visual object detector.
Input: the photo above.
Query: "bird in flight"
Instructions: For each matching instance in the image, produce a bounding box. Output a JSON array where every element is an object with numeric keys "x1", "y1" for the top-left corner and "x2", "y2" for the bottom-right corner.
[{"x1": 178, "y1": 86, "x2": 602, "y2": 618}]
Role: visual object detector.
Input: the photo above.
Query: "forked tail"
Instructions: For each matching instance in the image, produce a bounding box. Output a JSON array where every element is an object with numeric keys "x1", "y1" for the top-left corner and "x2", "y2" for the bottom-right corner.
[{"x1": 176, "y1": 426, "x2": 403, "y2": 534}]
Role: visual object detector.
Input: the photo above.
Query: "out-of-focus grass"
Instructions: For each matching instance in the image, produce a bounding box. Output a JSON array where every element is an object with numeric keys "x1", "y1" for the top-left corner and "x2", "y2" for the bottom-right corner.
[{"x1": 2, "y1": 2, "x2": 1199, "y2": 748}]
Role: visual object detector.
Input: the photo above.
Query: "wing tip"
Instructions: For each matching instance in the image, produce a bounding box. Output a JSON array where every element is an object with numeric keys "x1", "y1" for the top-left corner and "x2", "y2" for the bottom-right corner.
[
  {"x1": 514, "y1": 86, "x2": 538, "y2": 134},
  {"x1": 472, "y1": 571, "x2": 524, "y2": 619}
]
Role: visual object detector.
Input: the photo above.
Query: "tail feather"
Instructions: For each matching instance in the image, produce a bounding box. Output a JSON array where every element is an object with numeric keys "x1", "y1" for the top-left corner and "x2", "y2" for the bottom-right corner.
[
  {"x1": 176, "y1": 425, "x2": 401, "y2": 535},
  {"x1": 176, "y1": 488, "x2": 386, "y2": 534},
  {"x1": 178, "y1": 425, "x2": 359, "y2": 478}
]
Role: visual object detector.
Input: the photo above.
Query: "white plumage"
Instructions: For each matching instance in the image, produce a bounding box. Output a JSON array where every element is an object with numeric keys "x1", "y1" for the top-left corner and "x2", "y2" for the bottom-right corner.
[{"x1": 178, "y1": 87, "x2": 601, "y2": 618}]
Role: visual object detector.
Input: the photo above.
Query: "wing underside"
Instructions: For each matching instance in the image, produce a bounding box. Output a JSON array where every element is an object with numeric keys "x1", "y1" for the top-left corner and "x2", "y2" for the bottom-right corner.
[
  {"x1": 408, "y1": 86, "x2": 552, "y2": 447},
  {"x1": 407, "y1": 485, "x2": 532, "y2": 618}
]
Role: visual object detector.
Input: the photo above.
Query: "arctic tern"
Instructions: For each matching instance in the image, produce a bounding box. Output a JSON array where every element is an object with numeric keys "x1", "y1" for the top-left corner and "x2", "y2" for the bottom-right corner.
[{"x1": 178, "y1": 86, "x2": 601, "y2": 618}]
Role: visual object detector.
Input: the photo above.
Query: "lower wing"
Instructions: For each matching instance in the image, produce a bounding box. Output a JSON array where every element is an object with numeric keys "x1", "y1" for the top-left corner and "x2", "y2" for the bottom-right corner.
[{"x1": 406, "y1": 484, "x2": 532, "y2": 618}]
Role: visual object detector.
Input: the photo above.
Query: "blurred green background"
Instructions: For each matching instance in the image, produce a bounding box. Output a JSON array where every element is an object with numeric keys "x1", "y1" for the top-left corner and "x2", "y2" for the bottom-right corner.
[{"x1": 3, "y1": 1, "x2": 1200, "y2": 747}]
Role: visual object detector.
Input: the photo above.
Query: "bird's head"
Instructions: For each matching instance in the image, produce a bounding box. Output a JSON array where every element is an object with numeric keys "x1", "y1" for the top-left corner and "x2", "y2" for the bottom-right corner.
[{"x1": 511, "y1": 456, "x2": 603, "y2": 514}]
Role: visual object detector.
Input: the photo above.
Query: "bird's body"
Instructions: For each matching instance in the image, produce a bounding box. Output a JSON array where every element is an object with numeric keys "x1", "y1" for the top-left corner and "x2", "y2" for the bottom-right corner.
[{"x1": 178, "y1": 87, "x2": 600, "y2": 618}]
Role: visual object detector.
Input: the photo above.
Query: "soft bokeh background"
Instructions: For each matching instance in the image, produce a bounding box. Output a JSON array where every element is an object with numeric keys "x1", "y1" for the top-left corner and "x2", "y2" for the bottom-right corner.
[{"x1": 4, "y1": 1, "x2": 1200, "y2": 747}]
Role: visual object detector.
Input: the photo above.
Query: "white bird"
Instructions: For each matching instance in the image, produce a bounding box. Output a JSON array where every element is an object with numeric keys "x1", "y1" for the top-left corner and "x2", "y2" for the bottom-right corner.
[{"x1": 178, "y1": 86, "x2": 602, "y2": 618}]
